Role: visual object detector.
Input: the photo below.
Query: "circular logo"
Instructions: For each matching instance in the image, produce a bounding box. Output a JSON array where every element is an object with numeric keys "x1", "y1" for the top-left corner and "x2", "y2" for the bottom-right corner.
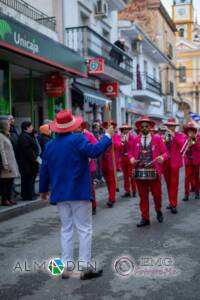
[
  {"x1": 114, "y1": 256, "x2": 134, "y2": 277},
  {"x1": 48, "y1": 258, "x2": 65, "y2": 276},
  {"x1": 107, "y1": 85, "x2": 114, "y2": 93},
  {"x1": 90, "y1": 61, "x2": 98, "y2": 71}
]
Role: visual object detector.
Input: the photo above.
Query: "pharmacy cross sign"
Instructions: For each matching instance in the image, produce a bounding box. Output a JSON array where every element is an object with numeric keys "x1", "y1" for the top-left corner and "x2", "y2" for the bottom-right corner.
[{"x1": 88, "y1": 58, "x2": 104, "y2": 74}]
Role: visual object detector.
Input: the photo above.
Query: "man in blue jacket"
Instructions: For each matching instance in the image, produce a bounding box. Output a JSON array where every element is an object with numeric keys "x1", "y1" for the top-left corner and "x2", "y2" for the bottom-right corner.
[{"x1": 39, "y1": 110, "x2": 113, "y2": 280}]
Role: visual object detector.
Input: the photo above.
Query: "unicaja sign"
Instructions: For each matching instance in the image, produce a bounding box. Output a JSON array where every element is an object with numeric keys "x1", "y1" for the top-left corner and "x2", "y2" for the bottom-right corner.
[{"x1": 14, "y1": 32, "x2": 39, "y2": 54}]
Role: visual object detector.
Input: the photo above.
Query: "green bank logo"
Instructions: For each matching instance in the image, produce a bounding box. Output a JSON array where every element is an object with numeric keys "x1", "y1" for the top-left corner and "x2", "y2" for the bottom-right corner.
[
  {"x1": 48, "y1": 258, "x2": 65, "y2": 276},
  {"x1": 0, "y1": 20, "x2": 12, "y2": 40},
  {"x1": 0, "y1": 19, "x2": 39, "y2": 54}
]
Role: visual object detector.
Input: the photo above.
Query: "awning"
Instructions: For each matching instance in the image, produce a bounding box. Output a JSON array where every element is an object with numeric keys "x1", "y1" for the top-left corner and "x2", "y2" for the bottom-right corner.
[
  {"x1": 72, "y1": 83, "x2": 111, "y2": 107},
  {"x1": 0, "y1": 12, "x2": 87, "y2": 77}
]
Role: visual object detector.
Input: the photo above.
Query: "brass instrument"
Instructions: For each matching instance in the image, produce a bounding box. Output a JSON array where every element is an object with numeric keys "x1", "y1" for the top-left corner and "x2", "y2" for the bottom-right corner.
[
  {"x1": 121, "y1": 134, "x2": 128, "y2": 144},
  {"x1": 181, "y1": 135, "x2": 197, "y2": 157},
  {"x1": 189, "y1": 136, "x2": 197, "y2": 145},
  {"x1": 163, "y1": 127, "x2": 174, "y2": 143}
]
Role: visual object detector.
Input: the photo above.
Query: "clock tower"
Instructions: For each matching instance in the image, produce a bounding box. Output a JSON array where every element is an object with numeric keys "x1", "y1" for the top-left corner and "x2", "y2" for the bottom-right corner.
[{"x1": 172, "y1": 0, "x2": 193, "y2": 41}]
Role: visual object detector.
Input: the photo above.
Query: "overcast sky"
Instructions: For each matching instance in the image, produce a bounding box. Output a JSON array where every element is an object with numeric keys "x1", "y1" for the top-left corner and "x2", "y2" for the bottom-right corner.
[{"x1": 161, "y1": 0, "x2": 200, "y2": 22}]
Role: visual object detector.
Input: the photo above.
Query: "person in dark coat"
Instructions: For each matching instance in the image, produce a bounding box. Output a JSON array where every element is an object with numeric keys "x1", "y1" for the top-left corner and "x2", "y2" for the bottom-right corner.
[
  {"x1": 110, "y1": 39, "x2": 126, "y2": 65},
  {"x1": 17, "y1": 121, "x2": 40, "y2": 201}
]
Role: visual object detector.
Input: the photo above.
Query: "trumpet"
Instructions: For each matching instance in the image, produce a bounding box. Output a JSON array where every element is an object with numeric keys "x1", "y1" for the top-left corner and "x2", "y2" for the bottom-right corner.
[
  {"x1": 121, "y1": 134, "x2": 127, "y2": 144},
  {"x1": 163, "y1": 128, "x2": 174, "y2": 143},
  {"x1": 181, "y1": 135, "x2": 197, "y2": 157}
]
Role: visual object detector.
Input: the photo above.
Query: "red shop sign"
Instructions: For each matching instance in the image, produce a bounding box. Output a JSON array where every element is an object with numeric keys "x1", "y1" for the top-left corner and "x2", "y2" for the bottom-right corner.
[
  {"x1": 88, "y1": 58, "x2": 104, "y2": 74},
  {"x1": 44, "y1": 73, "x2": 65, "y2": 97},
  {"x1": 100, "y1": 82, "x2": 119, "y2": 97}
]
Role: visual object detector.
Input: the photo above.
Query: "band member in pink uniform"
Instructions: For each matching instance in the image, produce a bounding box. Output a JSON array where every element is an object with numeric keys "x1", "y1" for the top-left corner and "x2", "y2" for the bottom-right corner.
[
  {"x1": 182, "y1": 122, "x2": 200, "y2": 201},
  {"x1": 101, "y1": 120, "x2": 118, "y2": 208},
  {"x1": 119, "y1": 124, "x2": 137, "y2": 198},
  {"x1": 162, "y1": 118, "x2": 186, "y2": 214},
  {"x1": 129, "y1": 116, "x2": 168, "y2": 227},
  {"x1": 81, "y1": 122, "x2": 98, "y2": 215}
]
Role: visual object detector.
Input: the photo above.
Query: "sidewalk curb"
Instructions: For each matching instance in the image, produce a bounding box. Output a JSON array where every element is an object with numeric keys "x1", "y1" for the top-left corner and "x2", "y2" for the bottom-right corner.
[{"x1": 0, "y1": 174, "x2": 123, "y2": 222}]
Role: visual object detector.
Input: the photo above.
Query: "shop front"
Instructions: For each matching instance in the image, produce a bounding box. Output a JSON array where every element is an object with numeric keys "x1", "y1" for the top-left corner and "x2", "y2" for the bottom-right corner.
[{"x1": 0, "y1": 12, "x2": 87, "y2": 129}]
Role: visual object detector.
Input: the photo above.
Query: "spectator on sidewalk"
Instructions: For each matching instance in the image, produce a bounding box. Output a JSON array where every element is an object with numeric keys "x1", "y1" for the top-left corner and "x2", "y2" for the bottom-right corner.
[
  {"x1": 0, "y1": 119, "x2": 19, "y2": 206},
  {"x1": 38, "y1": 124, "x2": 52, "y2": 157},
  {"x1": 17, "y1": 121, "x2": 40, "y2": 201}
]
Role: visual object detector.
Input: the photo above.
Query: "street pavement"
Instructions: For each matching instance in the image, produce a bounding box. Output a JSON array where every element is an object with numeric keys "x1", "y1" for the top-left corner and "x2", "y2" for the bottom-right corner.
[{"x1": 1, "y1": 172, "x2": 200, "y2": 300}]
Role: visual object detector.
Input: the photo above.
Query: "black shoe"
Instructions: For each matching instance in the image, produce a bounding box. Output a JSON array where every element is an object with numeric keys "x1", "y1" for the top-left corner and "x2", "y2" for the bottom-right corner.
[
  {"x1": 116, "y1": 188, "x2": 120, "y2": 192},
  {"x1": 166, "y1": 205, "x2": 172, "y2": 210},
  {"x1": 132, "y1": 192, "x2": 137, "y2": 198},
  {"x1": 61, "y1": 269, "x2": 70, "y2": 279},
  {"x1": 171, "y1": 206, "x2": 178, "y2": 214},
  {"x1": 92, "y1": 208, "x2": 96, "y2": 215},
  {"x1": 195, "y1": 193, "x2": 200, "y2": 200},
  {"x1": 121, "y1": 192, "x2": 131, "y2": 198},
  {"x1": 136, "y1": 219, "x2": 150, "y2": 227},
  {"x1": 182, "y1": 196, "x2": 189, "y2": 202},
  {"x1": 107, "y1": 201, "x2": 114, "y2": 208},
  {"x1": 80, "y1": 268, "x2": 103, "y2": 280},
  {"x1": 157, "y1": 211, "x2": 163, "y2": 223},
  {"x1": 190, "y1": 187, "x2": 195, "y2": 192}
]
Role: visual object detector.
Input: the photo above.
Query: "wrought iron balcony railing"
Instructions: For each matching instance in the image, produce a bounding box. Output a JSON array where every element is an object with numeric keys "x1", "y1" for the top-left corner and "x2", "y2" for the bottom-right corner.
[
  {"x1": 65, "y1": 26, "x2": 133, "y2": 78},
  {"x1": 135, "y1": 72, "x2": 161, "y2": 95},
  {"x1": 0, "y1": 0, "x2": 56, "y2": 31}
]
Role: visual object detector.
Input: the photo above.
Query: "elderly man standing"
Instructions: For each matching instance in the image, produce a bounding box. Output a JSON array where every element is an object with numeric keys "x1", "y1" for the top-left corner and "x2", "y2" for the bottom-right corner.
[{"x1": 39, "y1": 110, "x2": 113, "y2": 280}]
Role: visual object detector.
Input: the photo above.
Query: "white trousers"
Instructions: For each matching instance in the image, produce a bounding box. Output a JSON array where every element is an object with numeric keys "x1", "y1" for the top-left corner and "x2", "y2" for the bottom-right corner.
[{"x1": 57, "y1": 201, "x2": 92, "y2": 267}]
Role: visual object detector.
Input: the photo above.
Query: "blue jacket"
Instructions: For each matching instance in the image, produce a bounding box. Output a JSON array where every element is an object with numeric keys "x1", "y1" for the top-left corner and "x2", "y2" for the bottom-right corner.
[{"x1": 39, "y1": 132, "x2": 112, "y2": 204}]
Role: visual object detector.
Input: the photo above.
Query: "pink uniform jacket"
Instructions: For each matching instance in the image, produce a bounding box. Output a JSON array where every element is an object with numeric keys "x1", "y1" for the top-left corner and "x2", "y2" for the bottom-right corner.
[
  {"x1": 166, "y1": 132, "x2": 187, "y2": 169},
  {"x1": 184, "y1": 134, "x2": 200, "y2": 166},
  {"x1": 100, "y1": 134, "x2": 120, "y2": 171},
  {"x1": 113, "y1": 132, "x2": 121, "y2": 170},
  {"x1": 119, "y1": 133, "x2": 136, "y2": 159},
  {"x1": 128, "y1": 134, "x2": 168, "y2": 178},
  {"x1": 83, "y1": 130, "x2": 98, "y2": 172}
]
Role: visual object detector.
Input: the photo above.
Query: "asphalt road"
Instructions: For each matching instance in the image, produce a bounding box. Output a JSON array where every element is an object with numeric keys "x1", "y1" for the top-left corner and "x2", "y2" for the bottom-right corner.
[{"x1": 1, "y1": 173, "x2": 200, "y2": 300}]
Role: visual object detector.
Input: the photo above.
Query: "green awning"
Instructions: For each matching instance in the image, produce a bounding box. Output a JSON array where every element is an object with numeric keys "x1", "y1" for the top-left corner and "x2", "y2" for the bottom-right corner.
[
  {"x1": 72, "y1": 83, "x2": 111, "y2": 107},
  {"x1": 0, "y1": 12, "x2": 87, "y2": 77}
]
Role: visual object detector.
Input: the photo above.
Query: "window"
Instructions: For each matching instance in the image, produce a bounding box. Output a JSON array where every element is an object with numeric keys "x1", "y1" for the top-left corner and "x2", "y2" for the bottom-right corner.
[
  {"x1": 179, "y1": 28, "x2": 185, "y2": 38},
  {"x1": 179, "y1": 66, "x2": 186, "y2": 82},
  {"x1": 153, "y1": 68, "x2": 157, "y2": 79},
  {"x1": 144, "y1": 60, "x2": 148, "y2": 74}
]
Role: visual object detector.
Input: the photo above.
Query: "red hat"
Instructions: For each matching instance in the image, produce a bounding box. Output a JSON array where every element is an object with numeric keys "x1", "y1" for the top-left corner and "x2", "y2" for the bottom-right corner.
[
  {"x1": 135, "y1": 116, "x2": 155, "y2": 129},
  {"x1": 50, "y1": 110, "x2": 83, "y2": 133},
  {"x1": 164, "y1": 118, "x2": 179, "y2": 126},
  {"x1": 183, "y1": 122, "x2": 197, "y2": 134},
  {"x1": 119, "y1": 124, "x2": 132, "y2": 131},
  {"x1": 101, "y1": 120, "x2": 117, "y2": 129}
]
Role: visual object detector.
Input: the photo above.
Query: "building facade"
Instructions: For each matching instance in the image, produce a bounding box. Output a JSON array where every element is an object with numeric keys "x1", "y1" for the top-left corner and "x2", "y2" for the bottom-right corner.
[
  {"x1": 0, "y1": 0, "x2": 87, "y2": 128},
  {"x1": 64, "y1": 0, "x2": 133, "y2": 123},
  {"x1": 173, "y1": 0, "x2": 200, "y2": 116},
  {"x1": 119, "y1": 0, "x2": 178, "y2": 118}
]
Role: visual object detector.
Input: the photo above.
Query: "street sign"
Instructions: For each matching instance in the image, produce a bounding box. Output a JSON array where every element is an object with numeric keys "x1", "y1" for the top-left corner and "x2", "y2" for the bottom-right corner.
[
  {"x1": 88, "y1": 58, "x2": 104, "y2": 74},
  {"x1": 100, "y1": 82, "x2": 119, "y2": 97}
]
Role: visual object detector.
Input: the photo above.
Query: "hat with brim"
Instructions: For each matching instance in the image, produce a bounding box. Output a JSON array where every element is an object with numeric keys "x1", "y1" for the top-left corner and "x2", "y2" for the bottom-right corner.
[
  {"x1": 163, "y1": 118, "x2": 179, "y2": 126},
  {"x1": 119, "y1": 124, "x2": 132, "y2": 131},
  {"x1": 135, "y1": 116, "x2": 155, "y2": 129},
  {"x1": 50, "y1": 110, "x2": 83, "y2": 133},
  {"x1": 102, "y1": 120, "x2": 117, "y2": 129},
  {"x1": 183, "y1": 122, "x2": 197, "y2": 134}
]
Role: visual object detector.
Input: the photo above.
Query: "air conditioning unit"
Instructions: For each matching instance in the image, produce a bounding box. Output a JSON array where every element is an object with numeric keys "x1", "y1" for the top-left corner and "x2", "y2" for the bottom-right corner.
[{"x1": 95, "y1": 0, "x2": 108, "y2": 18}]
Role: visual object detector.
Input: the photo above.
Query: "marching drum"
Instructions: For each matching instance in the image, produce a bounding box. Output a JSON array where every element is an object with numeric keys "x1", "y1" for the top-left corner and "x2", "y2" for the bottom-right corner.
[{"x1": 133, "y1": 168, "x2": 157, "y2": 180}]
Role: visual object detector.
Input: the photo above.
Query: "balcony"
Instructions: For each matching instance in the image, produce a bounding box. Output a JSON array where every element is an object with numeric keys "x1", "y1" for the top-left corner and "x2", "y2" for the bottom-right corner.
[
  {"x1": 0, "y1": 0, "x2": 56, "y2": 31},
  {"x1": 65, "y1": 26, "x2": 133, "y2": 85},
  {"x1": 133, "y1": 72, "x2": 162, "y2": 103}
]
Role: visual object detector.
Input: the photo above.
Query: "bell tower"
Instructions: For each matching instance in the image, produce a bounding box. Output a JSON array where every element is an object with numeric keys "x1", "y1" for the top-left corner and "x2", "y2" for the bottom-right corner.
[{"x1": 172, "y1": 0, "x2": 193, "y2": 41}]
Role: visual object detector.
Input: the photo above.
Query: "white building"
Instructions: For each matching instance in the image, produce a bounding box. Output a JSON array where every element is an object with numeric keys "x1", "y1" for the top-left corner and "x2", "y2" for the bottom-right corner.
[
  {"x1": 118, "y1": 20, "x2": 172, "y2": 126},
  {"x1": 63, "y1": 0, "x2": 133, "y2": 123}
]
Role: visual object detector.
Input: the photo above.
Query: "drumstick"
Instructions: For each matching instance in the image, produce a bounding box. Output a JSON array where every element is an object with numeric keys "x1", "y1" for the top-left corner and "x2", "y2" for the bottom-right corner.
[{"x1": 144, "y1": 156, "x2": 160, "y2": 167}]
